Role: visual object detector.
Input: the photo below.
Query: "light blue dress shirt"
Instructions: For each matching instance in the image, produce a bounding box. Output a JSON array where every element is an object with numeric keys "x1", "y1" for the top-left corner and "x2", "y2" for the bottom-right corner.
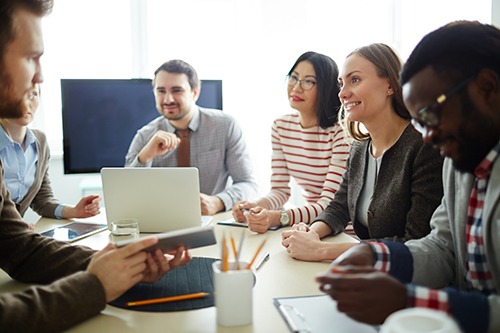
[{"x1": 0, "y1": 127, "x2": 63, "y2": 218}]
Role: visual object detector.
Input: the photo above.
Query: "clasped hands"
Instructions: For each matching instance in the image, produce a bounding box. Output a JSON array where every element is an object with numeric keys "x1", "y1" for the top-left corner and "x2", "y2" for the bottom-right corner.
[{"x1": 232, "y1": 201, "x2": 280, "y2": 233}]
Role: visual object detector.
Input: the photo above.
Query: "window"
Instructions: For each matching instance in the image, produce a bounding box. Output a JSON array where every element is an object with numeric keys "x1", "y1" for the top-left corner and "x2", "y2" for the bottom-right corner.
[{"x1": 39, "y1": 0, "x2": 492, "y2": 195}]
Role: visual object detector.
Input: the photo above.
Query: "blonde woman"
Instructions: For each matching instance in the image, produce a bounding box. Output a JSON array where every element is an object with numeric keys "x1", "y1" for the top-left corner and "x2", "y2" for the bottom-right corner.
[{"x1": 282, "y1": 44, "x2": 444, "y2": 261}]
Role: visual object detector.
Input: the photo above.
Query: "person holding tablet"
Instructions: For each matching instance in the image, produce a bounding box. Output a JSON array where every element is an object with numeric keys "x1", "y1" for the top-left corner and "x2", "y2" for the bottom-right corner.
[
  {"x1": 0, "y1": 83, "x2": 101, "y2": 229},
  {"x1": 282, "y1": 44, "x2": 443, "y2": 261},
  {"x1": 0, "y1": 1, "x2": 190, "y2": 332},
  {"x1": 232, "y1": 51, "x2": 351, "y2": 233}
]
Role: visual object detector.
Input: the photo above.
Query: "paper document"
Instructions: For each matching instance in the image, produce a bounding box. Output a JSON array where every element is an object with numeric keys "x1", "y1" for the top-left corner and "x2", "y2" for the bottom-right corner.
[{"x1": 274, "y1": 294, "x2": 378, "y2": 333}]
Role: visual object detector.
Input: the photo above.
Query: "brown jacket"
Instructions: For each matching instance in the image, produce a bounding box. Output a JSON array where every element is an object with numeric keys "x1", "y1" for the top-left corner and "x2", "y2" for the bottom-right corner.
[{"x1": 0, "y1": 171, "x2": 106, "y2": 332}]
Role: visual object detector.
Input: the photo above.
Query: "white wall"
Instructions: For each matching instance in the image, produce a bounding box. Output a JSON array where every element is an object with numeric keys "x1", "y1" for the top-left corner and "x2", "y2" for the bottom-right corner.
[{"x1": 25, "y1": 0, "x2": 500, "y2": 222}]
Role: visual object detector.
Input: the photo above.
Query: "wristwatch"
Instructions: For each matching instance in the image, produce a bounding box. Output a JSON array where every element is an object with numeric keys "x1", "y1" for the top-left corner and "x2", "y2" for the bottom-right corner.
[{"x1": 279, "y1": 209, "x2": 290, "y2": 227}]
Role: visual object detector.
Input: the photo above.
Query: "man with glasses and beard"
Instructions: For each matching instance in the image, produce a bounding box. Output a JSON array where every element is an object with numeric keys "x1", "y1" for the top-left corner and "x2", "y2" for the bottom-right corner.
[
  {"x1": 0, "y1": 1, "x2": 190, "y2": 332},
  {"x1": 316, "y1": 21, "x2": 500, "y2": 333}
]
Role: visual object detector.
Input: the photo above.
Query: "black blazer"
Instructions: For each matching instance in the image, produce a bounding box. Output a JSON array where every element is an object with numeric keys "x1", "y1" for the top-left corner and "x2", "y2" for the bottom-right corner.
[{"x1": 314, "y1": 124, "x2": 444, "y2": 242}]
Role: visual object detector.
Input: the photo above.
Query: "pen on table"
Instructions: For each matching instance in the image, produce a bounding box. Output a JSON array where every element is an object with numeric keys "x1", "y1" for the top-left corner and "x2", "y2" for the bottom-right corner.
[
  {"x1": 246, "y1": 239, "x2": 267, "y2": 269},
  {"x1": 126, "y1": 292, "x2": 209, "y2": 307},
  {"x1": 255, "y1": 251, "x2": 270, "y2": 271}
]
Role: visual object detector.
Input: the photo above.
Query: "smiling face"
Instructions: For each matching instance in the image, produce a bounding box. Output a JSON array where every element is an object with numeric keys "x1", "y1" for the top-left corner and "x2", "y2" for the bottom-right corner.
[
  {"x1": 0, "y1": 8, "x2": 44, "y2": 119},
  {"x1": 338, "y1": 54, "x2": 393, "y2": 126},
  {"x1": 153, "y1": 70, "x2": 199, "y2": 124},
  {"x1": 287, "y1": 60, "x2": 318, "y2": 116},
  {"x1": 403, "y1": 66, "x2": 500, "y2": 173}
]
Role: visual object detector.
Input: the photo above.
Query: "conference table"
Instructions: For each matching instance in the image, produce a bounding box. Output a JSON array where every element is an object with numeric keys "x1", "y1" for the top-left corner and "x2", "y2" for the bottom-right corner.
[{"x1": 0, "y1": 212, "x2": 359, "y2": 332}]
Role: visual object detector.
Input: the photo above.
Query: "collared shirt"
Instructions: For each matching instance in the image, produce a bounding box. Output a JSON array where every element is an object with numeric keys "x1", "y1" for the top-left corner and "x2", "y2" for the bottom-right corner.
[
  {"x1": 0, "y1": 127, "x2": 64, "y2": 219},
  {"x1": 465, "y1": 142, "x2": 500, "y2": 293},
  {"x1": 125, "y1": 107, "x2": 258, "y2": 210}
]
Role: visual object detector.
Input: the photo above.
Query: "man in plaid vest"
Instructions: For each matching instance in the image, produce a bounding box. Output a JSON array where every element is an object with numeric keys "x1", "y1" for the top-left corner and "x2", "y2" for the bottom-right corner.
[{"x1": 316, "y1": 21, "x2": 500, "y2": 333}]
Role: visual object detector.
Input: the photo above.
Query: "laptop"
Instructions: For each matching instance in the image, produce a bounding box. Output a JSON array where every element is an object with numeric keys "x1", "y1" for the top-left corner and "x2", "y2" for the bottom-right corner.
[{"x1": 101, "y1": 167, "x2": 204, "y2": 233}]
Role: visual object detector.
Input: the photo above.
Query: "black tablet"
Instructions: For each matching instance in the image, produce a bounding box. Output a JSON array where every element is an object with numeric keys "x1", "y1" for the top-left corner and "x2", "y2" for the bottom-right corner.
[
  {"x1": 40, "y1": 222, "x2": 107, "y2": 242},
  {"x1": 115, "y1": 225, "x2": 217, "y2": 253}
]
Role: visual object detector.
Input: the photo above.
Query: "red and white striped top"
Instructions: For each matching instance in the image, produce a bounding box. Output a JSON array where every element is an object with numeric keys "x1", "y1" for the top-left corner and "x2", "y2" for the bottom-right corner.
[{"x1": 261, "y1": 113, "x2": 351, "y2": 225}]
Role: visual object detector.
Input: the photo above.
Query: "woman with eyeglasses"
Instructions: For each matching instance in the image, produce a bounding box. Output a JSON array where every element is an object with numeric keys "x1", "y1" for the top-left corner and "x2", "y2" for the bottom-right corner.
[
  {"x1": 0, "y1": 84, "x2": 101, "y2": 229},
  {"x1": 231, "y1": 51, "x2": 351, "y2": 233},
  {"x1": 281, "y1": 43, "x2": 444, "y2": 261}
]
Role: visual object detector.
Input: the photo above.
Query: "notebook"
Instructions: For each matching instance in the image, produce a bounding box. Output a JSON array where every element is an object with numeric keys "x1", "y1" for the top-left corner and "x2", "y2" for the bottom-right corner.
[
  {"x1": 101, "y1": 167, "x2": 204, "y2": 233},
  {"x1": 274, "y1": 294, "x2": 378, "y2": 333}
]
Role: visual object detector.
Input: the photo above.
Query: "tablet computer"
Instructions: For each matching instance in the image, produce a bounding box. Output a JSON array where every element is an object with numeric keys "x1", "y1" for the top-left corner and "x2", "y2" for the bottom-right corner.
[
  {"x1": 115, "y1": 225, "x2": 217, "y2": 253},
  {"x1": 40, "y1": 222, "x2": 107, "y2": 242}
]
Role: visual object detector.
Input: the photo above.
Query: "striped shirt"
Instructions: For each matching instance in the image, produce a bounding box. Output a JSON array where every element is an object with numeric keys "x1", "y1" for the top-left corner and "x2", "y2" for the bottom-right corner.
[{"x1": 261, "y1": 113, "x2": 350, "y2": 225}]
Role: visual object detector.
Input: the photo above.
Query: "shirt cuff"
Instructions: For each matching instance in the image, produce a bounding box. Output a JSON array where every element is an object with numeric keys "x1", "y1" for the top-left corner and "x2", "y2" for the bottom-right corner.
[
  {"x1": 366, "y1": 241, "x2": 391, "y2": 273},
  {"x1": 216, "y1": 192, "x2": 231, "y2": 212},
  {"x1": 54, "y1": 204, "x2": 64, "y2": 219},
  {"x1": 406, "y1": 284, "x2": 450, "y2": 313}
]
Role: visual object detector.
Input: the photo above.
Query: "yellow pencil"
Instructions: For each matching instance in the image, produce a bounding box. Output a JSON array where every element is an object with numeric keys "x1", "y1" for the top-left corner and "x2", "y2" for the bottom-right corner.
[
  {"x1": 230, "y1": 233, "x2": 238, "y2": 259},
  {"x1": 222, "y1": 235, "x2": 229, "y2": 272},
  {"x1": 246, "y1": 239, "x2": 267, "y2": 269},
  {"x1": 126, "y1": 292, "x2": 209, "y2": 307}
]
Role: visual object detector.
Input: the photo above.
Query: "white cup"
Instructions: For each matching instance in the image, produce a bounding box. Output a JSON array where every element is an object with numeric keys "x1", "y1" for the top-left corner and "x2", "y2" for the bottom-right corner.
[
  {"x1": 110, "y1": 218, "x2": 140, "y2": 242},
  {"x1": 212, "y1": 261, "x2": 255, "y2": 326},
  {"x1": 381, "y1": 308, "x2": 462, "y2": 333}
]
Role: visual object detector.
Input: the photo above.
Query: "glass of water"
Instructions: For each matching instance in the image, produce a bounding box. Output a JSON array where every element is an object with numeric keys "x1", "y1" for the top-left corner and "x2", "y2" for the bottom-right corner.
[{"x1": 110, "y1": 218, "x2": 140, "y2": 242}]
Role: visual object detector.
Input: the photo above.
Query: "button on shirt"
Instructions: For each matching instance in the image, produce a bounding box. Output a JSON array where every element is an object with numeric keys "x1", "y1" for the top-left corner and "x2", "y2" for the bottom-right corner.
[{"x1": 0, "y1": 128, "x2": 64, "y2": 218}]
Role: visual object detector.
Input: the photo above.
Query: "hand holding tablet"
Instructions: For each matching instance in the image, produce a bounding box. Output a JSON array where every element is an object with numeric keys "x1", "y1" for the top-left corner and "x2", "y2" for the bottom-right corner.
[{"x1": 114, "y1": 225, "x2": 217, "y2": 253}]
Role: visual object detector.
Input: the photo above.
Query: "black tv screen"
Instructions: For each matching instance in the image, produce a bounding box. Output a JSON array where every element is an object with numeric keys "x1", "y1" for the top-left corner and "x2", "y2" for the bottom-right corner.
[{"x1": 61, "y1": 79, "x2": 223, "y2": 174}]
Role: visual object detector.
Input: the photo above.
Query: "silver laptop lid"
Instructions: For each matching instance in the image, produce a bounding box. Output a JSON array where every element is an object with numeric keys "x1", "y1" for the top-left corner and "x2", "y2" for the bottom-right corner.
[{"x1": 101, "y1": 167, "x2": 201, "y2": 233}]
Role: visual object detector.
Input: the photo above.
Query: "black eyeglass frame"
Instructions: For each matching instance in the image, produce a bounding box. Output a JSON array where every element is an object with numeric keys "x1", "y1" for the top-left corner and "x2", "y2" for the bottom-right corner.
[
  {"x1": 412, "y1": 75, "x2": 474, "y2": 131},
  {"x1": 286, "y1": 75, "x2": 317, "y2": 91}
]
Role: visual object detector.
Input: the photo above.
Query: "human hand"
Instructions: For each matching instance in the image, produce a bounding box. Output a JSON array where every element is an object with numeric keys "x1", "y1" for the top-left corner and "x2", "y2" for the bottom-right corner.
[
  {"x1": 292, "y1": 222, "x2": 309, "y2": 232},
  {"x1": 231, "y1": 201, "x2": 258, "y2": 222},
  {"x1": 87, "y1": 237, "x2": 159, "y2": 302},
  {"x1": 245, "y1": 207, "x2": 278, "y2": 234},
  {"x1": 70, "y1": 195, "x2": 100, "y2": 218},
  {"x1": 331, "y1": 243, "x2": 375, "y2": 267},
  {"x1": 316, "y1": 266, "x2": 407, "y2": 325},
  {"x1": 141, "y1": 246, "x2": 192, "y2": 282},
  {"x1": 200, "y1": 193, "x2": 224, "y2": 215},
  {"x1": 281, "y1": 228, "x2": 325, "y2": 261},
  {"x1": 139, "y1": 130, "x2": 180, "y2": 163}
]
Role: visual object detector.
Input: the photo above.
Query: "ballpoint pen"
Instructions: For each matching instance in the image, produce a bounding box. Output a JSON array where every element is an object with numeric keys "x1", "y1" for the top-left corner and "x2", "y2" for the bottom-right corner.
[{"x1": 255, "y1": 251, "x2": 270, "y2": 271}]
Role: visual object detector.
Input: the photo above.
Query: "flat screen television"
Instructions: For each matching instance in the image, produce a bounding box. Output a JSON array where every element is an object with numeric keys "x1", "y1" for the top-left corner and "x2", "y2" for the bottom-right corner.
[{"x1": 61, "y1": 79, "x2": 223, "y2": 174}]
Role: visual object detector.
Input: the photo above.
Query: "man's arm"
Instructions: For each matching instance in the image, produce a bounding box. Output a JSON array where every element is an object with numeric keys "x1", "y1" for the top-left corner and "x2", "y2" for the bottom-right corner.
[
  {"x1": 0, "y1": 271, "x2": 106, "y2": 333},
  {"x1": 215, "y1": 117, "x2": 258, "y2": 210}
]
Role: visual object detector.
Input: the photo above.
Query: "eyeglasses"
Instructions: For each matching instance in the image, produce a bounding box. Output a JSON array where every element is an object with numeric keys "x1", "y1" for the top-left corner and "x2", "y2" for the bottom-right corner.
[
  {"x1": 412, "y1": 76, "x2": 474, "y2": 132},
  {"x1": 287, "y1": 75, "x2": 317, "y2": 91}
]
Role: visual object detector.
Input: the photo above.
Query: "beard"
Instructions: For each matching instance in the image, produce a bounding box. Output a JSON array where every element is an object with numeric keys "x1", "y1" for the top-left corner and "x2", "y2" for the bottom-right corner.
[
  {"x1": 0, "y1": 67, "x2": 26, "y2": 119},
  {"x1": 437, "y1": 94, "x2": 499, "y2": 173}
]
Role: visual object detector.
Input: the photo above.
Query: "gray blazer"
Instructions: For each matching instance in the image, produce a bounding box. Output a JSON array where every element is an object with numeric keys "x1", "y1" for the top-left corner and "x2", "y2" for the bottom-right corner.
[
  {"x1": 406, "y1": 157, "x2": 500, "y2": 332},
  {"x1": 314, "y1": 124, "x2": 444, "y2": 242}
]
